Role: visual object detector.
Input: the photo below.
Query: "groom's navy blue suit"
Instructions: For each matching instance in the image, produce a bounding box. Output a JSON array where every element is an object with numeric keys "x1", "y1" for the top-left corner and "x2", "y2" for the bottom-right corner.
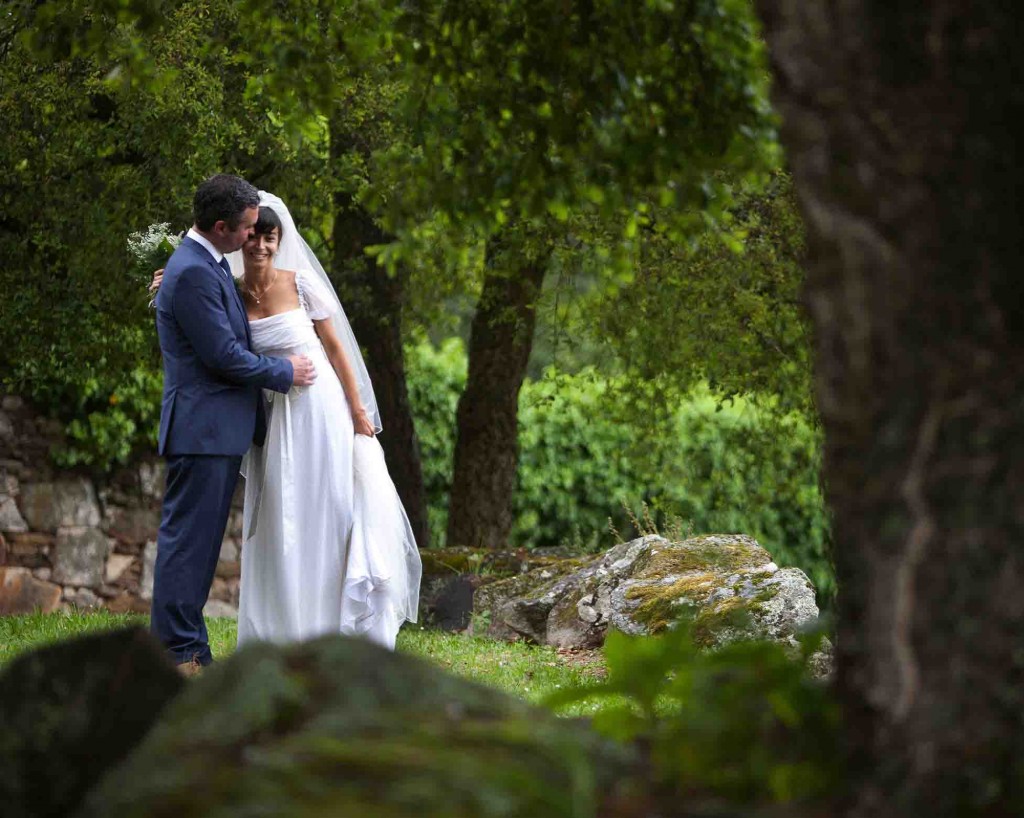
[{"x1": 153, "y1": 235, "x2": 292, "y2": 665}]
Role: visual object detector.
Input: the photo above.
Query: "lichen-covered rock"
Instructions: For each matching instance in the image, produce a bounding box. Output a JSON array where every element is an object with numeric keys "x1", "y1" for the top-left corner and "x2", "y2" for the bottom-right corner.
[
  {"x1": 215, "y1": 538, "x2": 240, "y2": 580},
  {"x1": 0, "y1": 408, "x2": 13, "y2": 441},
  {"x1": 52, "y1": 527, "x2": 112, "y2": 588},
  {"x1": 100, "y1": 504, "x2": 159, "y2": 545},
  {"x1": 20, "y1": 479, "x2": 101, "y2": 532},
  {"x1": 202, "y1": 598, "x2": 238, "y2": 619},
  {"x1": 76, "y1": 636, "x2": 633, "y2": 818},
  {"x1": 429, "y1": 574, "x2": 486, "y2": 630},
  {"x1": 0, "y1": 493, "x2": 27, "y2": 533},
  {"x1": 105, "y1": 553, "x2": 135, "y2": 584},
  {"x1": 0, "y1": 566, "x2": 62, "y2": 614},
  {"x1": 0, "y1": 472, "x2": 27, "y2": 532},
  {"x1": 63, "y1": 586, "x2": 101, "y2": 610},
  {"x1": 140, "y1": 540, "x2": 157, "y2": 600},
  {"x1": 474, "y1": 535, "x2": 825, "y2": 655},
  {"x1": 3, "y1": 531, "x2": 52, "y2": 569},
  {"x1": 0, "y1": 627, "x2": 183, "y2": 818},
  {"x1": 138, "y1": 460, "x2": 166, "y2": 501},
  {"x1": 418, "y1": 546, "x2": 577, "y2": 630},
  {"x1": 105, "y1": 591, "x2": 151, "y2": 614}
]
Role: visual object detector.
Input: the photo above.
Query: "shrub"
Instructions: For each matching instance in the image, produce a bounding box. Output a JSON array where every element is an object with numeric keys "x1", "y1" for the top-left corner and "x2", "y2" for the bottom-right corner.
[
  {"x1": 547, "y1": 622, "x2": 840, "y2": 806},
  {"x1": 11, "y1": 334, "x2": 832, "y2": 596},
  {"x1": 407, "y1": 340, "x2": 833, "y2": 597},
  {"x1": 405, "y1": 338, "x2": 468, "y2": 540}
]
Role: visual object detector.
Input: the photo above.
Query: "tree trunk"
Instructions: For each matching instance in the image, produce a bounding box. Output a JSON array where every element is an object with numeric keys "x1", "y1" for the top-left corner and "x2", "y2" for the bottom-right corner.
[
  {"x1": 757, "y1": 3, "x2": 1024, "y2": 815},
  {"x1": 330, "y1": 131, "x2": 430, "y2": 549},
  {"x1": 446, "y1": 245, "x2": 548, "y2": 548}
]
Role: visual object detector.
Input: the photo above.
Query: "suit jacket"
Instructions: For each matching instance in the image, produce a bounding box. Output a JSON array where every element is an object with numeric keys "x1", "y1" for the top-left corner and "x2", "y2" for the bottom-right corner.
[{"x1": 155, "y1": 236, "x2": 293, "y2": 456}]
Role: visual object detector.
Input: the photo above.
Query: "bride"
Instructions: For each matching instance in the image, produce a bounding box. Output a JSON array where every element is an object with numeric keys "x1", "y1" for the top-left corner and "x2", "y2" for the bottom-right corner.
[{"x1": 161, "y1": 192, "x2": 421, "y2": 650}]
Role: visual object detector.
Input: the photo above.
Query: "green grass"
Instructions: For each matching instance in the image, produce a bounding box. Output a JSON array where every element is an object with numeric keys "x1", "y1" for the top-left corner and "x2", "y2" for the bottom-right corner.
[{"x1": 0, "y1": 611, "x2": 605, "y2": 714}]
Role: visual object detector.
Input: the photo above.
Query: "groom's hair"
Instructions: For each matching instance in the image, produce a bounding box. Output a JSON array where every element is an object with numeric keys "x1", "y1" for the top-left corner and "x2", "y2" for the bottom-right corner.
[{"x1": 193, "y1": 174, "x2": 260, "y2": 231}]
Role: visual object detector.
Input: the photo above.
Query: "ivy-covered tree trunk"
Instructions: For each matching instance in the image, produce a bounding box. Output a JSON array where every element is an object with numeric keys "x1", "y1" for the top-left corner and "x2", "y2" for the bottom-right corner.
[
  {"x1": 446, "y1": 248, "x2": 548, "y2": 548},
  {"x1": 330, "y1": 128, "x2": 430, "y2": 549},
  {"x1": 757, "y1": 3, "x2": 1024, "y2": 815}
]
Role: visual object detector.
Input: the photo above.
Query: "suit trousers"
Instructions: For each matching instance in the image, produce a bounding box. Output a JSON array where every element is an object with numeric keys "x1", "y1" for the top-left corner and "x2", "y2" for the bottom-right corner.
[{"x1": 151, "y1": 454, "x2": 242, "y2": 665}]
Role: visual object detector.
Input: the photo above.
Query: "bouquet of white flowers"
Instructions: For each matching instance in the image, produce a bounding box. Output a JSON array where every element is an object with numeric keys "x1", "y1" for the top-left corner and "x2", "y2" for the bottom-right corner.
[{"x1": 127, "y1": 223, "x2": 181, "y2": 306}]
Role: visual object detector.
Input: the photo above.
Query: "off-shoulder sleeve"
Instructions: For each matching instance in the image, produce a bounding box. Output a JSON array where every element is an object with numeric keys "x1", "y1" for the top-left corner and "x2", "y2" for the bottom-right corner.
[{"x1": 295, "y1": 269, "x2": 339, "y2": 321}]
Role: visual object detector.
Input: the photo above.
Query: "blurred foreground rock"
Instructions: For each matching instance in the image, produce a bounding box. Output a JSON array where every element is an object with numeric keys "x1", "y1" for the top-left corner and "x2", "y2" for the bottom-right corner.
[
  {"x1": 0, "y1": 627, "x2": 183, "y2": 818},
  {"x1": 76, "y1": 635, "x2": 635, "y2": 818}
]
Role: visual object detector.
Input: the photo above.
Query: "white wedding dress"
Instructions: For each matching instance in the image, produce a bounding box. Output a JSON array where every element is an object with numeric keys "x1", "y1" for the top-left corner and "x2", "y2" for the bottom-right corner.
[{"x1": 236, "y1": 269, "x2": 421, "y2": 651}]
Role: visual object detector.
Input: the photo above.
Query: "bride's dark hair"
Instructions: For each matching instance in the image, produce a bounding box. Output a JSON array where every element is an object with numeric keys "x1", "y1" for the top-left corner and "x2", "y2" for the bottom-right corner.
[{"x1": 255, "y1": 206, "x2": 284, "y2": 239}]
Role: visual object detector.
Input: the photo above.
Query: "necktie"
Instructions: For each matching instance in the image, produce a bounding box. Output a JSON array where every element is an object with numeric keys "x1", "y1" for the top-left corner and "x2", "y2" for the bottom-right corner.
[{"x1": 221, "y1": 257, "x2": 253, "y2": 345}]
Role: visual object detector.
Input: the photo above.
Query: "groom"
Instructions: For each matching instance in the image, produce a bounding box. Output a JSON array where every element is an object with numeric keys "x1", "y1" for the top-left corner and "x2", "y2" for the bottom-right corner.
[{"x1": 152, "y1": 174, "x2": 316, "y2": 672}]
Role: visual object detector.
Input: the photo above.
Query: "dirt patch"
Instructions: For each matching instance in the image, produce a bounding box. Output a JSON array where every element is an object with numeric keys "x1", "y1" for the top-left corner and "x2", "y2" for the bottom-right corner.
[{"x1": 554, "y1": 647, "x2": 607, "y2": 680}]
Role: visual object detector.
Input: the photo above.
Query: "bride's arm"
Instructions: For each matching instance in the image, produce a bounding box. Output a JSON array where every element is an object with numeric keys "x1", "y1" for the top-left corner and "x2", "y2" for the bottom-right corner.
[{"x1": 313, "y1": 319, "x2": 375, "y2": 436}]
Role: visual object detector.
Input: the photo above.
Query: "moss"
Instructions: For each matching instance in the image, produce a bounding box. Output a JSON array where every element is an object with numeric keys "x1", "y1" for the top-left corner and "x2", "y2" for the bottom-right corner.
[
  {"x1": 473, "y1": 573, "x2": 545, "y2": 612},
  {"x1": 691, "y1": 584, "x2": 781, "y2": 647},
  {"x1": 625, "y1": 556, "x2": 784, "y2": 640},
  {"x1": 751, "y1": 584, "x2": 781, "y2": 607},
  {"x1": 473, "y1": 557, "x2": 591, "y2": 618},
  {"x1": 420, "y1": 549, "x2": 490, "y2": 576},
  {"x1": 691, "y1": 599, "x2": 755, "y2": 648},
  {"x1": 75, "y1": 636, "x2": 634, "y2": 818},
  {"x1": 624, "y1": 573, "x2": 718, "y2": 632},
  {"x1": 535, "y1": 555, "x2": 591, "y2": 572},
  {"x1": 632, "y1": 539, "x2": 771, "y2": 581}
]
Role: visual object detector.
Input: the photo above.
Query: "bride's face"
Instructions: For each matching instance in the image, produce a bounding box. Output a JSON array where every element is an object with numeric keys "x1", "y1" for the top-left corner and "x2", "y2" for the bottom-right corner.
[{"x1": 243, "y1": 228, "x2": 280, "y2": 266}]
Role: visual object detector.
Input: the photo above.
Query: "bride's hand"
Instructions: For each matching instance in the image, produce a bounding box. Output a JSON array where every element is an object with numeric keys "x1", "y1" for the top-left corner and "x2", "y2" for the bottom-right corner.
[
  {"x1": 352, "y1": 407, "x2": 375, "y2": 437},
  {"x1": 149, "y1": 268, "x2": 165, "y2": 293}
]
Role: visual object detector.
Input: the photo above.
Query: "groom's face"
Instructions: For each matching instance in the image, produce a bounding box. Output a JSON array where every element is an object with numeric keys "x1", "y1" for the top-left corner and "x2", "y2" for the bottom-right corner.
[{"x1": 213, "y1": 207, "x2": 259, "y2": 254}]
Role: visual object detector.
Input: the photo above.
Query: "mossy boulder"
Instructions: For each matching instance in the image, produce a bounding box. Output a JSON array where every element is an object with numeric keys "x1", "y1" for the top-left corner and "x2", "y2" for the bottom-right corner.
[
  {"x1": 76, "y1": 634, "x2": 635, "y2": 818},
  {"x1": 473, "y1": 535, "x2": 825, "y2": 654},
  {"x1": 419, "y1": 546, "x2": 578, "y2": 630},
  {"x1": 0, "y1": 627, "x2": 184, "y2": 818}
]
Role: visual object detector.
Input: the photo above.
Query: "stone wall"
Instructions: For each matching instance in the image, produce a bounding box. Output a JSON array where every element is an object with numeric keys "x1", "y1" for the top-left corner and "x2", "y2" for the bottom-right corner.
[
  {"x1": 0, "y1": 396, "x2": 241, "y2": 618},
  {"x1": 0, "y1": 394, "x2": 545, "y2": 627}
]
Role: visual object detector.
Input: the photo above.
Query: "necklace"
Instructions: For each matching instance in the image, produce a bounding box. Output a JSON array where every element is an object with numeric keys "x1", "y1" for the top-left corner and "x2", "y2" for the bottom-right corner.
[{"x1": 245, "y1": 269, "x2": 278, "y2": 304}]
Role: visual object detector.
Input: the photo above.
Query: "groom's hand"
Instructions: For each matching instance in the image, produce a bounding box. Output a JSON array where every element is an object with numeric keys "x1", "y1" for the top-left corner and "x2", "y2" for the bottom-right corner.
[{"x1": 288, "y1": 355, "x2": 317, "y2": 386}]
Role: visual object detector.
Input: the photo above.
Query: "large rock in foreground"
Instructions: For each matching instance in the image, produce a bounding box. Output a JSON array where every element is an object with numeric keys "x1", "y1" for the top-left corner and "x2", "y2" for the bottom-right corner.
[
  {"x1": 0, "y1": 627, "x2": 184, "y2": 818},
  {"x1": 77, "y1": 635, "x2": 633, "y2": 818},
  {"x1": 474, "y1": 535, "x2": 823, "y2": 652}
]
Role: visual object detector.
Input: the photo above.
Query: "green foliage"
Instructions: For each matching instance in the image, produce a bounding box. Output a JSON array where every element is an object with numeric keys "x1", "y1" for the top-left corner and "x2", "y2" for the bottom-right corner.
[
  {"x1": 386, "y1": 0, "x2": 778, "y2": 242},
  {"x1": 664, "y1": 396, "x2": 832, "y2": 594},
  {"x1": 405, "y1": 339, "x2": 468, "y2": 539},
  {"x1": 51, "y1": 363, "x2": 163, "y2": 469},
  {"x1": 594, "y1": 170, "x2": 813, "y2": 414},
  {"x1": 547, "y1": 623, "x2": 840, "y2": 805},
  {"x1": 0, "y1": 1, "x2": 312, "y2": 470},
  {"x1": 0, "y1": 2, "x2": 212, "y2": 450},
  {"x1": 5, "y1": 1, "x2": 824, "y2": 589},
  {"x1": 513, "y1": 370, "x2": 643, "y2": 551},
  {"x1": 407, "y1": 341, "x2": 832, "y2": 596}
]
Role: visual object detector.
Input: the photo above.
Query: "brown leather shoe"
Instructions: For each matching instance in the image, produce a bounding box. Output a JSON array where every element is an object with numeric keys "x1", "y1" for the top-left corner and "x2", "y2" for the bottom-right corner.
[{"x1": 176, "y1": 657, "x2": 203, "y2": 678}]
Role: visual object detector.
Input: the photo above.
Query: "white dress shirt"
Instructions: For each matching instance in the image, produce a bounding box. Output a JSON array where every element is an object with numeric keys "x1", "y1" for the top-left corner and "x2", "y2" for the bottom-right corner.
[{"x1": 186, "y1": 228, "x2": 225, "y2": 266}]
